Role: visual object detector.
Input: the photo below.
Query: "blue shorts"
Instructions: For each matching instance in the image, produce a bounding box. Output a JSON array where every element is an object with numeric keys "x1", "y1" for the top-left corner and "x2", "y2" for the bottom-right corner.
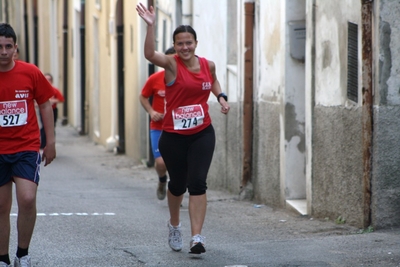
[
  {"x1": 0, "y1": 151, "x2": 41, "y2": 186},
  {"x1": 150, "y1": 129, "x2": 162, "y2": 159}
]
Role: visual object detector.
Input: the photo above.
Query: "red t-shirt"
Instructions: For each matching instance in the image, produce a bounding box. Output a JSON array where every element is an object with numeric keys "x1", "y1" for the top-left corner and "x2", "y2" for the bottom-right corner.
[
  {"x1": 0, "y1": 61, "x2": 55, "y2": 154},
  {"x1": 140, "y1": 70, "x2": 166, "y2": 130},
  {"x1": 52, "y1": 87, "x2": 65, "y2": 109},
  {"x1": 163, "y1": 55, "x2": 213, "y2": 135}
]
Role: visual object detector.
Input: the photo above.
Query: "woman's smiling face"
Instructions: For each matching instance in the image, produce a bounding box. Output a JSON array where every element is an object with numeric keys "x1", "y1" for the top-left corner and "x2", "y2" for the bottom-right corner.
[{"x1": 174, "y1": 32, "x2": 197, "y2": 61}]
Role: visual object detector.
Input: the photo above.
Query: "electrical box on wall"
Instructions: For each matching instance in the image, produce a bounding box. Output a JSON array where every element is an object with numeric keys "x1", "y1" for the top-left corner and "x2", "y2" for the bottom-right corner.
[{"x1": 289, "y1": 21, "x2": 306, "y2": 61}]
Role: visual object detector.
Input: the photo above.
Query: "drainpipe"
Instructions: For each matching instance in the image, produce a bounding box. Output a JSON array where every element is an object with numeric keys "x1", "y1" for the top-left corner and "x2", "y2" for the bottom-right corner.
[
  {"x1": 241, "y1": 1, "x2": 254, "y2": 190},
  {"x1": 116, "y1": 0, "x2": 125, "y2": 153},
  {"x1": 144, "y1": 63, "x2": 155, "y2": 167},
  {"x1": 142, "y1": 0, "x2": 155, "y2": 166},
  {"x1": 79, "y1": 0, "x2": 86, "y2": 135},
  {"x1": 361, "y1": 0, "x2": 373, "y2": 228},
  {"x1": 61, "y1": 0, "x2": 69, "y2": 126},
  {"x1": 106, "y1": 0, "x2": 118, "y2": 152},
  {"x1": 33, "y1": 0, "x2": 38, "y2": 65},
  {"x1": 306, "y1": 0, "x2": 317, "y2": 215},
  {"x1": 23, "y1": 0, "x2": 30, "y2": 62}
]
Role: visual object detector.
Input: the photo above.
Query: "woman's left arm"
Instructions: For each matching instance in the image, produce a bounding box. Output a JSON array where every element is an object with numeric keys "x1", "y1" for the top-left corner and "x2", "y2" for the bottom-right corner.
[{"x1": 208, "y1": 60, "x2": 230, "y2": 114}]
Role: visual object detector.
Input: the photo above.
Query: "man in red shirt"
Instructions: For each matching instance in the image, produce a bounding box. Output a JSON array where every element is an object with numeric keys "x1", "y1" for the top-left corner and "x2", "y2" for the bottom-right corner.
[
  {"x1": 0, "y1": 23, "x2": 56, "y2": 267},
  {"x1": 140, "y1": 47, "x2": 175, "y2": 200}
]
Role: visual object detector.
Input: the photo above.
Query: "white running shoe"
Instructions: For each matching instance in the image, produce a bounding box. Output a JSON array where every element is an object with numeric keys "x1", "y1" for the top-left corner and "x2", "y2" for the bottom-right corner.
[
  {"x1": 0, "y1": 261, "x2": 11, "y2": 267},
  {"x1": 190, "y1": 234, "x2": 206, "y2": 254},
  {"x1": 168, "y1": 221, "x2": 182, "y2": 251},
  {"x1": 14, "y1": 255, "x2": 31, "y2": 267}
]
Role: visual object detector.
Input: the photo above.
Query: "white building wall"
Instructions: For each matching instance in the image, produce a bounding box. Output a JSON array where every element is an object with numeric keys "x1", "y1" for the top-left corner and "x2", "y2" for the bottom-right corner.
[
  {"x1": 284, "y1": 0, "x2": 306, "y2": 201},
  {"x1": 314, "y1": 0, "x2": 362, "y2": 107},
  {"x1": 154, "y1": 0, "x2": 175, "y2": 55},
  {"x1": 192, "y1": 0, "x2": 228, "y2": 96},
  {"x1": 256, "y1": 0, "x2": 284, "y2": 104},
  {"x1": 306, "y1": 0, "x2": 365, "y2": 226}
]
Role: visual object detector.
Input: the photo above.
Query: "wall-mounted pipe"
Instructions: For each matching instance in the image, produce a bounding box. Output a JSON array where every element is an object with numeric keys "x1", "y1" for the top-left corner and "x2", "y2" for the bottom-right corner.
[
  {"x1": 116, "y1": 0, "x2": 125, "y2": 153},
  {"x1": 241, "y1": 1, "x2": 255, "y2": 190},
  {"x1": 106, "y1": 0, "x2": 118, "y2": 152},
  {"x1": 23, "y1": 0, "x2": 30, "y2": 62},
  {"x1": 79, "y1": 0, "x2": 86, "y2": 135},
  {"x1": 361, "y1": 0, "x2": 373, "y2": 228},
  {"x1": 61, "y1": 0, "x2": 69, "y2": 125},
  {"x1": 33, "y1": 0, "x2": 38, "y2": 65}
]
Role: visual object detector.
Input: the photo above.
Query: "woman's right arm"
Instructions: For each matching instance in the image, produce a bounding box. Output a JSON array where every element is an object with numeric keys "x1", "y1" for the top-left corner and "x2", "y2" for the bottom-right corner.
[{"x1": 137, "y1": 3, "x2": 172, "y2": 69}]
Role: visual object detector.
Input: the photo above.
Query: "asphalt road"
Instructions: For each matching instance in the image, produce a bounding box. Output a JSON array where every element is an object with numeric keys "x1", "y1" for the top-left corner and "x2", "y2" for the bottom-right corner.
[{"x1": 7, "y1": 125, "x2": 400, "y2": 267}]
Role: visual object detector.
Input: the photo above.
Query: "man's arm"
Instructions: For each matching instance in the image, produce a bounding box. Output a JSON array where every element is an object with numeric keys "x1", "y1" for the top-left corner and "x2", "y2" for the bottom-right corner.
[
  {"x1": 39, "y1": 100, "x2": 56, "y2": 166},
  {"x1": 139, "y1": 94, "x2": 164, "y2": 122}
]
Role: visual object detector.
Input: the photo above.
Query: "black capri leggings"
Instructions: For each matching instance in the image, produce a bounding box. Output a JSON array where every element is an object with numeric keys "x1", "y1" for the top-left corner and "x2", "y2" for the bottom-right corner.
[{"x1": 158, "y1": 124, "x2": 215, "y2": 196}]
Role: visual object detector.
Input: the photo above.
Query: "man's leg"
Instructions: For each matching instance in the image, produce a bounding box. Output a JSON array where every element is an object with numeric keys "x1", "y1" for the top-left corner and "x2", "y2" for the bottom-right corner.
[
  {"x1": 155, "y1": 157, "x2": 168, "y2": 200},
  {"x1": 154, "y1": 157, "x2": 167, "y2": 178},
  {"x1": 0, "y1": 181, "x2": 13, "y2": 256},
  {"x1": 152, "y1": 130, "x2": 168, "y2": 200},
  {"x1": 14, "y1": 178, "x2": 38, "y2": 250}
]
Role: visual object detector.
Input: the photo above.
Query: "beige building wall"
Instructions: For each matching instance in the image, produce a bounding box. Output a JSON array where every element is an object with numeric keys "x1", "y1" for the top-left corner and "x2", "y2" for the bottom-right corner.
[
  {"x1": 85, "y1": 0, "x2": 113, "y2": 146},
  {"x1": 36, "y1": 1, "x2": 63, "y2": 116},
  {"x1": 123, "y1": 0, "x2": 142, "y2": 159},
  {"x1": 4, "y1": 1, "x2": 25, "y2": 59},
  {"x1": 15, "y1": 0, "x2": 142, "y2": 159},
  {"x1": 37, "y1": 2, "x2": 51, "y2": 72}
]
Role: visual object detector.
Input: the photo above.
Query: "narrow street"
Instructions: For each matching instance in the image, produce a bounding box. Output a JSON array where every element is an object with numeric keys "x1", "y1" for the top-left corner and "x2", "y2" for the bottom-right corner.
[{"x1": 8, "y1": 125, "x2": 400, "y2": 267}]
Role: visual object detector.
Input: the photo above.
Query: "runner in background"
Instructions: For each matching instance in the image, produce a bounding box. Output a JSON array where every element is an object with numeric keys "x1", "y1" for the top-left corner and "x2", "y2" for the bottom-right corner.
[
  {"x1": 139, "y1": 47, "x2": 175, "y2": 201},
  {"x1": 40, "y1": 73, "x2": 64, "y2": 149}
]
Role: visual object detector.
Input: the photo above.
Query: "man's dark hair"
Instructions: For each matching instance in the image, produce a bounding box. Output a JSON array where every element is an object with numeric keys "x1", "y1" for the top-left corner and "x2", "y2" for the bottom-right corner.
[
  {"x1": 164, "y1": 47, "x2": 176, "y2": 55},
  {"x1": 0, "y1": 23, "x2": 17, "y2": 44}
]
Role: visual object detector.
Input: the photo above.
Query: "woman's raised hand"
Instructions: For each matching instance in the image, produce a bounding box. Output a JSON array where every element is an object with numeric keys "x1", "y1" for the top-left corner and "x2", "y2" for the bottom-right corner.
[{"x1": 136, "y1": 3, "x2": 156, "y2": 26}]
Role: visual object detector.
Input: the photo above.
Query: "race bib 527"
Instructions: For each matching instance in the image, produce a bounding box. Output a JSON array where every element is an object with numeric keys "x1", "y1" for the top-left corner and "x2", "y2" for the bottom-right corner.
[{"x1": 0, "y1": 100, "x2": 28, "y2": 127}]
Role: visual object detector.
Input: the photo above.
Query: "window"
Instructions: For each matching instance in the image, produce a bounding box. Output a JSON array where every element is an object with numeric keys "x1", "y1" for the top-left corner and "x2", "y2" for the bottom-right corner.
[{"x1": 347, "y1": 22, "x2": 358, "y2": 102}]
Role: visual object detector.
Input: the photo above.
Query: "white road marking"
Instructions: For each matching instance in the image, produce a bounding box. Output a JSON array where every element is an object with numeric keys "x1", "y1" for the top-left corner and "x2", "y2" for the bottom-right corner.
[{"x1": 10, "y1": 212, "x2": 115, "y2": 216}]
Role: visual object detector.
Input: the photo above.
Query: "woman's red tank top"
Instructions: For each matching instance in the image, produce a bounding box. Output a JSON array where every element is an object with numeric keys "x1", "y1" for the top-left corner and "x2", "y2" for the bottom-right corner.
[{"x1": 163, "y1": 55, "x2": 214, "y2": 135}]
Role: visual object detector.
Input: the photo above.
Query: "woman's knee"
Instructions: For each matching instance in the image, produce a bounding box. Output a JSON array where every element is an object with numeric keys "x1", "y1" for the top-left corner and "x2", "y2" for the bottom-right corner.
[
  {"x1": 187, "y1": 181, "x2": 207, "y2": 196},
  {"x1": 168, "y1": 181, "x2": 186, "y2": 196}
]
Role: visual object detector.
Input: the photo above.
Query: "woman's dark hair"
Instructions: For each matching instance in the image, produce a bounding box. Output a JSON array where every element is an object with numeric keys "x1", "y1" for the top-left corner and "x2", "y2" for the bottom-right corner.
[
  {"x1": 0, "y1": 23, "x2": 17, "y2": 44},
  {"x1": 173, "y1": 25, "x2": 197, "y2": 42}
]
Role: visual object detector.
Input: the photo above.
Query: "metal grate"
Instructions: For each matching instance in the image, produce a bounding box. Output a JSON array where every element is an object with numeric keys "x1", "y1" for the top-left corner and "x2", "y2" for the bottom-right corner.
[{"x1": 347, "y1": 22, "x2": 358, "y2": 102}]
